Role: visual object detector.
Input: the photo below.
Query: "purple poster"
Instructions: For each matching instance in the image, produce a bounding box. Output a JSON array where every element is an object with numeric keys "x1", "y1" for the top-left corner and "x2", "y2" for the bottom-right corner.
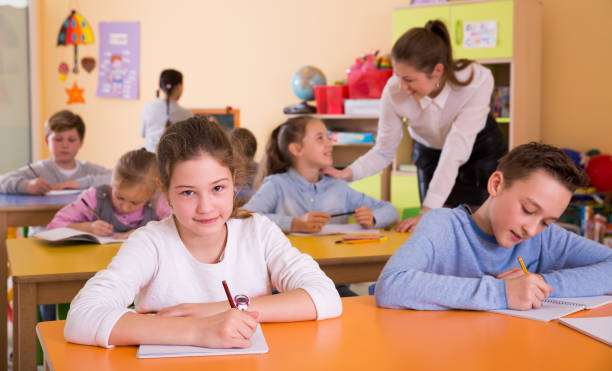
[{"x1": 97, "y1": 22, "x2": 139, "y2": 99}]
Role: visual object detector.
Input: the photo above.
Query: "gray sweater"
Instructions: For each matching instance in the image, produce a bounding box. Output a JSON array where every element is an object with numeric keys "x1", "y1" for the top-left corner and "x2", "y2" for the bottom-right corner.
[{"x1": 0, "y1": 158, "x2": 111, "y2": 194}]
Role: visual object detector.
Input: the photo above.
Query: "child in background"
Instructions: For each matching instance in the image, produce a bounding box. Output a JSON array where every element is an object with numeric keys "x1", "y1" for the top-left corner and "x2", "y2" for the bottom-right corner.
[
  {"x1": 47, "y1": 148, "x2": 171, "y2": 239},
  {"x1": 64, "y1": 116, "x2": 341, "y2": 349},
  {"x1": 228, "y1": 127, "x2": 259, "y2": 201},
  {"x1": 140, "y1": 69, "x2": 193, "y2": 152},
  {"x1": 0, "y1": 110, "x2": 111, "y2": 194},
  {"x1": 244, "y1": 116, "x2": 398, "y2": 234},
  {"x1": 376, "y1": 143, "x2": 612, "y2": 311}
]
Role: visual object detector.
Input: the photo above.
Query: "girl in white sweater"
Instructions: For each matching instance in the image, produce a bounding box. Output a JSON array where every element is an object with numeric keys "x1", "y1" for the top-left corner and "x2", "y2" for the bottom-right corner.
[{"x1": 65, "y1": 116, "x2": 342, "y2": 349}]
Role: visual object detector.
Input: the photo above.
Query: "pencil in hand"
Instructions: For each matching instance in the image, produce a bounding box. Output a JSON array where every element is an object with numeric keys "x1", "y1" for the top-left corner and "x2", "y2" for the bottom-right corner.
[
  {"x1": 330, "y1": 210, "x2": 354, "y2": 218},
  {"x1": 81, "y1": 199, "x2": 102, "y2": 221},
  {"x1": 517, "y1": 256, "x2": 529, "y2": 274},
  {"x1": 27, "y1": 164, "x2": 40, "y2": 178},
  {"x1": 222, "y1": 280, "x2": 236, "y2": 308}
]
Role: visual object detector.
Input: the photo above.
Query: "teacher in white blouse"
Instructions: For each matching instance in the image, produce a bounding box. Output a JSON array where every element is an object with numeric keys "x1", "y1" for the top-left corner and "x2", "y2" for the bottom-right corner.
[{"x1": 324, "y1": 20, "x2": 507, "y2": 232}]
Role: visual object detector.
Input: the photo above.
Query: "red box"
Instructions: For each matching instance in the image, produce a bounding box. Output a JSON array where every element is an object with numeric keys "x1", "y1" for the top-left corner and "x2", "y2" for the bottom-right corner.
[
  {"x1": 347, "y1": 69, "x2": 393, "y2": 99},
  {"x1": 315, "y1": 85, "x2": 349, "y2": 114}
]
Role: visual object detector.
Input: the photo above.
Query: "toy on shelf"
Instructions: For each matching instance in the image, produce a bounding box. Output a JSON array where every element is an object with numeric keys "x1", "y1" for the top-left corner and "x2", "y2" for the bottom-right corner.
[
  {"x1": 586, "y1": 154, "x2": 612, "y2": 192},
  {"x1": 346, "y1": 50, "x2": 393, "y2": 99},
  {"x1": 283, "y1": 66, "x2": 326, "y2": 114}
]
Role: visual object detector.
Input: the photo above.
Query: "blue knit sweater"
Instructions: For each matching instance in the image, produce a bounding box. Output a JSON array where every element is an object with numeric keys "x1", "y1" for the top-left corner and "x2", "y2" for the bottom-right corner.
[{"x1": 375, "y1": 206, "x2": 612, "y2": 310}]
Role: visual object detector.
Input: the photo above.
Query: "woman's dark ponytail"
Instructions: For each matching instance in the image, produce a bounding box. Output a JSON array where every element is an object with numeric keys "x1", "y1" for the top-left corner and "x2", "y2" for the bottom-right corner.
[{"x1": 158, "y1": 69, "x2": 183, "y2": 128}]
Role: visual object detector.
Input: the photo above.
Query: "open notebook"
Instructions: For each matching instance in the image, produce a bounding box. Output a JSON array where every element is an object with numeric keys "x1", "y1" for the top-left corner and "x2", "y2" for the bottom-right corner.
[
  {"x1": 35, "y1": 227, "x2": 125, "y2": 244},
  {"x1": 137, "y1": 324, "x2": 268, "y2": 358},
  {"x1": 558, "y1": 316, "x2": 612, "y2": 346},
  {"x1": 491, "y1": 295, "x2": 612, "y2": 322},
  {"x1": 290, "y1": 224, "x2": 379, "y2": 236}
]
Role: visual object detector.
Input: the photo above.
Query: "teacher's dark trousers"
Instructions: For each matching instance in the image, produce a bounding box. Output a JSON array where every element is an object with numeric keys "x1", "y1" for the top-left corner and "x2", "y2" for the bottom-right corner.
[{"x1": 411, "y1": 114, "x2": 508, "y2": 208}]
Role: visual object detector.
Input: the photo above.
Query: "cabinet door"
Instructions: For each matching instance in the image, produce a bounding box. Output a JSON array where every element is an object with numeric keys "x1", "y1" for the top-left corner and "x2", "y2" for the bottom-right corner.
[
  {"x1": 450, "y1": 1, "x2": 513, "y2": 60},
  {"x1": 392, "y1": 6, "x2": 450, "y2": 44}
]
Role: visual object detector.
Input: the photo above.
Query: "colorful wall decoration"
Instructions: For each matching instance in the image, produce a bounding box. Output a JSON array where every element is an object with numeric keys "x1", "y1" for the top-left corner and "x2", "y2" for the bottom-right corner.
[{"x1": 96, "y1": 22, "x2": 140, "y2": 99}]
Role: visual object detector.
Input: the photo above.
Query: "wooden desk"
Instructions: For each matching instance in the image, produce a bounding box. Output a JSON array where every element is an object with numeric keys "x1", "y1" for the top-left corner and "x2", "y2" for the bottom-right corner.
[
  {"x1": 7, "y1": 239, "x2": 119, "y2": 371},
  {"x1": 0, "y1": 192, "x2": 77, "y2": 370},
  {"x1": 287, "y1": 229, "x2": 409, "y2": 284},
  {"x1": 9, "y1": 230, "x2": 407, "y2": 371},
  {"x1": 36, "y1": 296, "x2": 612, "y2": 371}
]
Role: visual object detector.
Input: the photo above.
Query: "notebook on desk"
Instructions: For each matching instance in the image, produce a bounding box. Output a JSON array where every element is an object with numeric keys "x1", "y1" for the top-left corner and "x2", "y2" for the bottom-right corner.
[
  {"x1": 35, "y1": 227, "x2": 125, "y2": 244},
  {"x1": 491, "y1": 295, "x2": 612, "y2": 322},
  {"x1": 291, "y1": 224, "x2": 379, "y2": 236},
  {"x1": 558, "y1": 316, "x2": 612, "y2": 346},
  {"x1": 136, "y1": 324, "x2": 268, "y2": 358}
]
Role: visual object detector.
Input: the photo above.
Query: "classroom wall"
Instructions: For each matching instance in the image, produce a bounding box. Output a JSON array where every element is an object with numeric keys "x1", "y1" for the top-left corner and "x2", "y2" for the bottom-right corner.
[
  {"x1": 540, "y1": 0, "x2": 612, "y2": 154},
  {"x1": 35, "y1": 0, "x2": 410, "y2": 167},
  {"x1": 35, "y1": 0, "x2": 612, "y2": 167}
]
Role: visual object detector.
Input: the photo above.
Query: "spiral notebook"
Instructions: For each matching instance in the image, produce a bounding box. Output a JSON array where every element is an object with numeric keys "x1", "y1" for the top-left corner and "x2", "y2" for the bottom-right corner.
[
  {"x1": 558, "y1": 316, "x2": 612, "y2": 346},
  {"x1": 490, "y1": 295, "x2": 612, "y2": 322},
  {"x1": 136, "y1": 324, "x2": 268, "y2": 358}
]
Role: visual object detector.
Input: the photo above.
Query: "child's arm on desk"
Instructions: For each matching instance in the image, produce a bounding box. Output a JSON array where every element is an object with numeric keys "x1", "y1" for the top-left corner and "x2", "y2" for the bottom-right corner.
[
  {"x1": 344, "y1": 186, "x2": 398, "y2": 228},
  {"x1": 109, "y1": 310, "x2": 258, "y2": 348}
]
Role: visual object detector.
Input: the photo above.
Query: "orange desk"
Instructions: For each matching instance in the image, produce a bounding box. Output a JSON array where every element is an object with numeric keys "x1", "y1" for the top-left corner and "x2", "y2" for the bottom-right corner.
[
  {"x1": 7, "y1": 239, "x2": 120, "y2": 371},
  {"x1": 0, "y1": 193, "x2": 78, "y2": 371},
  {"x1": 8, "y1": 231, "x2": 408, "y2": 371},
  {"x1": 287, "y1": 229, "x2": 409, "y2": 284},
  {"x1": 36, "y1": 296, "x2": 612, "y2": 371}
]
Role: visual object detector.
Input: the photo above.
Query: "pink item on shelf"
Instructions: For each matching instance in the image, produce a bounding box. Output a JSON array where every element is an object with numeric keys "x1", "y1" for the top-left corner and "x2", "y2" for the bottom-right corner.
[{"x1": 347, "y1": 69, "x2": 393, "y2": 99}]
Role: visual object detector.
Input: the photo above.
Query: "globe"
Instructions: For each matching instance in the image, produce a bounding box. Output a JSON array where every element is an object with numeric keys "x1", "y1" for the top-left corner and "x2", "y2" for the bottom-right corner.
[
  {"x1": 290, "y1": 66, "x2": 326, "y2": 101},
  {"x1": 284, "y1": 66, "x2": 326, "y2": 114}
]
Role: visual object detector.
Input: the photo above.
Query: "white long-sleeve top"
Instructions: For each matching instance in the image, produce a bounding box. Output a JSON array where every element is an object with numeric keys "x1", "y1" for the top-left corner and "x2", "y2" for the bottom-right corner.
[
  {"x1": 64, "y1": 213, "x2": 342, "y2": 347},
  {"x1": 349, "y1": 63, "x2": 494, "y2": 209}
]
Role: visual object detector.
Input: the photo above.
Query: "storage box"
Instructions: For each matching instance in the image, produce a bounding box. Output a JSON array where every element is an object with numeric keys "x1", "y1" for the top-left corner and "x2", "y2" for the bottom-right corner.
[
  {"x1": 314, "y1": 85, "x2": 349, "y2": 114},
  {"x1": 347, "y1": 69, "x2": 392, "y2": 99},
  {"x1": 330, "y1": 132, "x2": 375, "y2": 144},
  {"x1": 344, "y1": 99, "x2": 381, "y2": 116}
]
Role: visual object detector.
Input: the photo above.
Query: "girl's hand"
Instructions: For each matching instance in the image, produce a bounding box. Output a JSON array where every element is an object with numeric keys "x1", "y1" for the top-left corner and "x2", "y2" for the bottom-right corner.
[
  {"x1": 189, "y1": 310, "x2": 259, "y2": 349},
  {"x1": 496, "y1": 267, "x2": 525, "y2": 280},
  {"x1": 320, "y1": 167, "x2": 353, "y2": 181},
  {"x1": 25, "y1": 178, "x2": 52, "y2": 195},
  {"x1": 114, "y1": 229, "x2": 135, "y2": 240},
  {"x1": 157, "y1": 302, "x2": 228, "y2": 319},
  {"x1": 291, "y1": 212, "x2": 331, "y2": 233},
  {"x1": 90, "y1": 220, "x2": 114, "y2": 236},
  {"x1": 51, "y1": 180, "x2": 79, "y2": 190},
  {"x1": 353, "y1": 206, "x2": 375, "y2": 228},
  {"x1": 396, "y1": 207, "x2": 430, "y2": 232},
  {"x1": 504, "y1": 273, "x2": 553, "y2": 310}
]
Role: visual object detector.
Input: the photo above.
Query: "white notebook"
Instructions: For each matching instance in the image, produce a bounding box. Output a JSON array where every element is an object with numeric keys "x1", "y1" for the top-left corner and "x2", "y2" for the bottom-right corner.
[
  {"x1": 491, "y1": 295, "x2": 612, "y2": 322},
  {"x1": 35, "y1": 227, "x2": 125, "y2": 244},
  {"x1": 290, "y1": 224, "x2": 379, "y2": 236},
  {"x1": 136, "y1": 324, "x2": 269, "y2": 358},
  {"x1": 558, "y1": 316, "x2": 612, "y2": 346}
]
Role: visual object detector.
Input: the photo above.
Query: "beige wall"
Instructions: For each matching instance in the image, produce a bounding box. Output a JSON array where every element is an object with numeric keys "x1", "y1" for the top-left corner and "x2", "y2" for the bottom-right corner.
[
  {"x1": 540, "y1": 0, "x2": 612, "y2": 154},
  {"x1": 36, "y1": 0, "x2": 612, "y2": 167},
  {"x1": 36, "y1": 0, "x2": 409, "y2": 166}
]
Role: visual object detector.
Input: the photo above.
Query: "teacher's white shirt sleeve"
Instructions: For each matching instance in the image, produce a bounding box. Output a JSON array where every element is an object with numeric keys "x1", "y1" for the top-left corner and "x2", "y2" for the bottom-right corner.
[
  {"x1": 423, "y1": 67, "x2": 494, "y2": 209},
  {"x1": 348, "y1": 80, "x2": 404, "y2": 181}
]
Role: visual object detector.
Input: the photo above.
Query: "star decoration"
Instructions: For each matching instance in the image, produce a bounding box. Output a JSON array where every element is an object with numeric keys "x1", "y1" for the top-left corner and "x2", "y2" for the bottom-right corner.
[{"x1": 65, "y1": 82, "x2": 85, "y2": 104}]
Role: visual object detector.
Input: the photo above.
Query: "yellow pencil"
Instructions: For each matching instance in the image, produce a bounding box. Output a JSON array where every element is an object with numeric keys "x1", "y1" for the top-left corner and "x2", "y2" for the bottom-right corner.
[
  {"x1": 517, "y1": 256, "x2": 529, "y2": 274},
  {"x1": 81, "y1": 199, "x2": 102, "y2": 221}
]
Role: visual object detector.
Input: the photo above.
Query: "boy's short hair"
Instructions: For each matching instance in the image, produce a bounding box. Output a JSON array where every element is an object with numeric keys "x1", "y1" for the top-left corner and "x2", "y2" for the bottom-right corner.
[
  {"x1": 497, "y1": 142, "x2": 589, "y2": 192},
  {"x1": 44, "y1": 110, "x2": 85, "y2": 140},
  {"x1": 229, "y1": 127, "x2": 257, "y2": 160}
]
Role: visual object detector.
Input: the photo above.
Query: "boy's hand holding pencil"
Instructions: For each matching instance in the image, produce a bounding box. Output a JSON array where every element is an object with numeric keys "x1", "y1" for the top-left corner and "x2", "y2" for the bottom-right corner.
[
  {"x1": 291, "y1": 211, "x2": 331, "y2": 233},
  {"x1": 501, "y1": 256, "x2": 554, "y2": 310}
]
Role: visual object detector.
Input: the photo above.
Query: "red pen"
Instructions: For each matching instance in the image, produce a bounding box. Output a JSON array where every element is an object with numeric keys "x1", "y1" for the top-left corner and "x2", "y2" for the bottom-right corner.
[{"x1": 222, "y1": 280, "x2": 236, "y2": 308}]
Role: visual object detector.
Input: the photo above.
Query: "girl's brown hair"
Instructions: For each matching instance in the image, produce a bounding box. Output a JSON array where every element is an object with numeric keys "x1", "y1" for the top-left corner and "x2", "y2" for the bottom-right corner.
[
  {"x1": 255, "y1": 115, "x2": 313, "y2": 188},
  {"x1": 112, "y1": 149, "x2": 159, "y2": 195},
  {"x1": 157, "y1": 115, "x2": 250, "y2": 218},
  {"x1": 392, "y1": 20, "x2": 474, "y2": 87}
]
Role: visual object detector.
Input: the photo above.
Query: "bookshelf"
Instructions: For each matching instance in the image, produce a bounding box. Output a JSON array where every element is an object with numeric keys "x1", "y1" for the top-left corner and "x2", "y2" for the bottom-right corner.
[{"x1": 392, "y1": 0, "x2": 542, "y2": 148}]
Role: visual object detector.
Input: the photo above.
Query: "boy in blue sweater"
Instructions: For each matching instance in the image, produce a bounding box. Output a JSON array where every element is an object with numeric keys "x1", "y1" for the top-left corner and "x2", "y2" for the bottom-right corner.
[{"x1": 375, "y1": 142, "x2": 612, "y2": 311}]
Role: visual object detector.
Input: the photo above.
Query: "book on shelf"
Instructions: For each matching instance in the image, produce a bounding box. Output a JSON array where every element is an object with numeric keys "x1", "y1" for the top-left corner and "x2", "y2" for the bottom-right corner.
[
  {"x1": 490, "y1": 86, "x2": 510, "y2": 119},
  {"x1": 330, "y1": 131, "x2": 374, "y2": 144},
  {"x1": 343, "y1": 99, "x2": 381, "y2": 116},
  {"x1": 35, "y1": 227, "x2": 126, "y2": 245}
]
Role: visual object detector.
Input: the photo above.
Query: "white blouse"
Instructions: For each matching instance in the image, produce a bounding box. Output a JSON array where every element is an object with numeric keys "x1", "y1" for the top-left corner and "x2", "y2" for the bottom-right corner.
[{"x1": 349, "y1": 63, "x2": 494, "y2": 209}]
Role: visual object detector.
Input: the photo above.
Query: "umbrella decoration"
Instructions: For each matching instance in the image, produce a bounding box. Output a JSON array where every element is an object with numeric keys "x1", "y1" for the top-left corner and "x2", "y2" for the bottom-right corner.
[{"x1": 57, "y1": 10, "x2": 94, "y2": 74}]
